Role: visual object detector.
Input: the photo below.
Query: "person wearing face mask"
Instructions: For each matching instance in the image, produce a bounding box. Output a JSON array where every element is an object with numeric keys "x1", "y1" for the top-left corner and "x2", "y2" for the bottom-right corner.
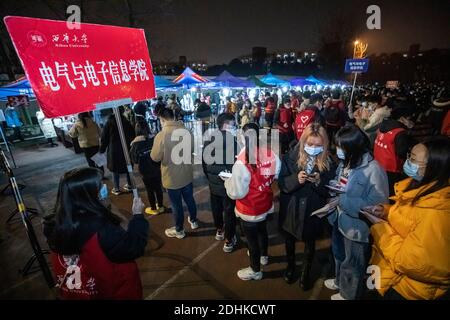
[
  {"x1": 263, "y1": 93, "x2": 276, "y2": 129},
  {"x1": 224, "y1": 123, "x2": 281, "y2": 281},
  {"x1": 151, "y1": 108, "x2": 198, "y2": 239},
  {"x1": 43, "y1": 167, "x2": 149, "y2": 299},
  {"x1": 325, "y1": 125, "x2": 389, "y2": 300},
  {"x1": 374, "y1": 105, "x2": 416, "y2": 197},
  {"x1": 202, "y1": 113, "x2": 238, "y2": 252},
  {"x1": 278, "y1": 123, "x2": 337, "y2": 289},
  {"x1": 239, "y1": 99, "x2": 251, "y2": 128},
  {"x1": 367, "y1": 137, "x2": 450, "y2": 300},
  {"x1": 251, "y1": 100, "x2": 262, "y2": 126},
  {"x1": 274, "y1": 97, "x2": 294, "y2": 154}
]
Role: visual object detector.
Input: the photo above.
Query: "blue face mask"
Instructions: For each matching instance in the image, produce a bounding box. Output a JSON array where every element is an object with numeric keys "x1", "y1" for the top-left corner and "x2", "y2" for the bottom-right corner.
[
  {"x1": 403, "y1": 159, "x2": 423, "y2": 181},
  {"x1": 336, "y1": 147, "x2": 345, "y2": 160},
  {"x1": 99, "y1": 184, "x2": 108, "y2": 201},
  {"x1": 304, "y1": 145, "x2": 324, "y2": 157}
]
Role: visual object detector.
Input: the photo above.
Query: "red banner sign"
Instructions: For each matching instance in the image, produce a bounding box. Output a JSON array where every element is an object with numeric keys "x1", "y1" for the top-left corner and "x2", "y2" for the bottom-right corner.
[{"x1": 4, "y1": 16, "x2": 156, "y2": 118}]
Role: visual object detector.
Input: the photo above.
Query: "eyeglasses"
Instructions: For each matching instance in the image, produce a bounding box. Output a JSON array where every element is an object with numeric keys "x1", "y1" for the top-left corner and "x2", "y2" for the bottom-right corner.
[{"x1": 406, "y1": 152, "x2": 427, "y2": 167}]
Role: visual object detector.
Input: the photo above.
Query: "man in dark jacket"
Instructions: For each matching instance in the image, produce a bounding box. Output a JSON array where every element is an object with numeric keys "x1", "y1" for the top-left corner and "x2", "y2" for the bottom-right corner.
[
  {"x1": 374, "y1": 106, "x2": 416, "y2": 197},
  {"x1": 202, "y1": 113, "x2": 238, "y2": 252}
]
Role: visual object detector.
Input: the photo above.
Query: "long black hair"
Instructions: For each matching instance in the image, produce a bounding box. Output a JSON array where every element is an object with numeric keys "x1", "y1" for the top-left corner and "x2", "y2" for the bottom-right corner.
[
  {"x1": 335, "y1": 125, "x2": 371, "y2": 169},
  {"x1": 405, "y1": 137, "x2": 450, "y2": 204},
  {"x1": 78, "y1": 112, "x2": 91, "y2": 128},
  {"x1": 52, "y1": 167, "x2": 121, "y2": 254},
  {"x1": 242, "y1": 122, "x2": 260, "y2": 170}
]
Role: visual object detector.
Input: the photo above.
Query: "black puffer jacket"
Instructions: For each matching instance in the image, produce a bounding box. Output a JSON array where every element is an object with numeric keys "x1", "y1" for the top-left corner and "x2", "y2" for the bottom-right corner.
[
  {"x1": 202, "y1": 130, "x2": 238, "y2": 197},
  {"x1": 278, "y1": 143, "x2": 337, "y2": 241}
]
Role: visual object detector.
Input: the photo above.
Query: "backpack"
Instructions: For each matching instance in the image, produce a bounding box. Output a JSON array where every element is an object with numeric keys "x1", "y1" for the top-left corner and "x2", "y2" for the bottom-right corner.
[
  {"x1": 325, "y1": 104, "x2": 342, "y2": 127},
  {"x1": 131, "y1": 139, "x2": 158, "y2": 177},
  {"x1": 294, "y1": 108, "x2": 316, "y2": 140}
]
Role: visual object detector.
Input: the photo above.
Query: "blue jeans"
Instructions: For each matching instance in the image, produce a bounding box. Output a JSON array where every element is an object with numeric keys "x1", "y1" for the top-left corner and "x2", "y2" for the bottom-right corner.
[
  {"x1": 113, "y1": 172, "x2": 131, "y2": 190},
  {"x1": 167, "y1": 183, "x2": 197, "y2": 232},
  {"x1": 331, "y1": 220, "x2": 371, "y2": 300}
]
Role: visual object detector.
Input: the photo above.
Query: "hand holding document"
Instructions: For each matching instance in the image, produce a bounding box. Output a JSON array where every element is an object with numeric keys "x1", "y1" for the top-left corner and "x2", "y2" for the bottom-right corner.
[
  {"x1": 359, "y1": 209, "x2": 385, "y2": 225},
  {"x1": 311, "y1": 197, "x2": 340, "y2": 218},
  {"x1": 91, "y1": 152, "x2": 107, "y2": 167}
]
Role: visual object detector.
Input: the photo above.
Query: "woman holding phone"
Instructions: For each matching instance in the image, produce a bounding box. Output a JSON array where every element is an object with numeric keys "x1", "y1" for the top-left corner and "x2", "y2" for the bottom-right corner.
[
  {"x1": 278, "y1": 123, "x2": 337, "y2": 290},
  {"x1": 367, "y1": 138, "x2": 450, "y2": 300},
  {"x1": 325, "y1": 125, "x2": 389, "y2": 300}
]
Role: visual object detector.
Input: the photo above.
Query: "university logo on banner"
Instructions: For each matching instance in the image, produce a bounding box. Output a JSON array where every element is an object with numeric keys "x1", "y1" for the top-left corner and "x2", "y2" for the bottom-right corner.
[{"x1": 4, "y1": 16, "x2": 156, "y2": 118}]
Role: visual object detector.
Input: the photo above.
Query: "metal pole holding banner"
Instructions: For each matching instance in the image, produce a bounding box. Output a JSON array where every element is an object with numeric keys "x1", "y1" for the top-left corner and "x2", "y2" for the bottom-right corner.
[
  {"x1": 348, "y1": 72, "x2": 358, "y2": 119},
  {"x1": 0, "y1": 149, "x2": 54, "y2": 288},
  {"x1": 95, "y1": 98, "x2": 139, "y2": 199}
]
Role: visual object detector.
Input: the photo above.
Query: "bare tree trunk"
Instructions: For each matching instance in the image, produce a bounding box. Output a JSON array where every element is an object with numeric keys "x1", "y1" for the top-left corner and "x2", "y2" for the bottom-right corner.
[{"x1": 125, "y1": 0, "x2": 135, "y2": 27}]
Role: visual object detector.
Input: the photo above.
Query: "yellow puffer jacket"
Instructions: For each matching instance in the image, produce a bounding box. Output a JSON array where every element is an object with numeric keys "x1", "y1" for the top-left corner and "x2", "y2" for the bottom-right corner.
[{"x1": 370, "y1": 178, "x2": 450, "y2": 300}]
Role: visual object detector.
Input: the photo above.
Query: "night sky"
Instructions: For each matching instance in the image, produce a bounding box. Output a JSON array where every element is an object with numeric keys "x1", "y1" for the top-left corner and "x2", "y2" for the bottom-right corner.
[{"x1": 1, "y1": 0, "x2": 449, "y2": 64}]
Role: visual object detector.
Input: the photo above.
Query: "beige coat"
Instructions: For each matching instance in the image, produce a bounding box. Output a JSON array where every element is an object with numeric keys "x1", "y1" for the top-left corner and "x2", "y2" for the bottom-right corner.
[
  {"x1": 150, "y1": 120, "x2": 194, "y2": 189},
  {"x1": 69, "y1": 118, "x2": 100, "y2": 148}
]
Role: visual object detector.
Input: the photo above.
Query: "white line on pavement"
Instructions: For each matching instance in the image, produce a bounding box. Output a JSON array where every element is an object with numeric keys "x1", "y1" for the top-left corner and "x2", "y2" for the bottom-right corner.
[{"x1": 145, "y1": 241, "x2": 221, "y2": 300}]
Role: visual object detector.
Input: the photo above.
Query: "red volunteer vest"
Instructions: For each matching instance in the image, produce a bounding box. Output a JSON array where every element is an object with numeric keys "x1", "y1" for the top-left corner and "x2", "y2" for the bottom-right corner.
[
  {"x1": 235, "y1": 148, "x2": 276, "y2": 217},
  {"x1": 374, "y1": 127, "x2": 405, "y2": 173},
  {"x1": 51, "y1": 233, "x2": 142, "y2": 300},
  {"x1": 265, "y1": 100, "x2": 275, "y2": 114},
  {"x1": 294, "y1": 108, "x2": 316, "y2": 140},
  {"x1": 278, "y1": 107, "x2": 293, "y2": 134}
]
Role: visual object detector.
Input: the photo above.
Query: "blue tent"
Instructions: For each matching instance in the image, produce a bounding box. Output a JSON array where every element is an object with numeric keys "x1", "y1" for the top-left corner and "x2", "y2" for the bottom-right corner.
[
  {"x1": 212, "y1": 71, "x2": 253, "y2": 88},
  {"x1": 0, "y1": 77, "x2": 36, "y2": 101},
  {"x1": 305, "y1": 75, "x2": 328, "y2": 86},
  {"x1": 154, "y1": 75, "x2": 181, "y2": 89},
  {"x1": 289, "y1": 77, "x2": 315, "y2": 87},
  {"x1": 259, "y1": 73, "x2": 290, "y2": 86}
]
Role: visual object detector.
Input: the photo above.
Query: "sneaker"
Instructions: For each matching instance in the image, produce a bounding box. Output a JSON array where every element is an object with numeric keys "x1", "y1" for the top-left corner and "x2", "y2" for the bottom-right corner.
[
  {"x1": 223, "y1": 236, "x2": 237, "y2": 253},
  {"x1": 123, "y1": 184, "x2": 133, "y2": 192},
  {"x1": 111, "y1": 188, "x2": 121, "y2": 196},
  {"x1": 215, "y1": 229, "x2": 225, "y2": 241},
  {"x1": 260, "y1": 256, "x2": 269, "y2": 266},
  {"x1": 331, "y1": 293, "x2": 346, "y2": 300},
  {"x1": 187, "y1": 216, "x2": 199, "y2": 230},
  {"x1": 157, "y1": 205, "x2": 166, "y2": 214},
  {"x1": 324, "y1": 278, "x2": 340, "y2": 291},
  {"x1": 165, "y1": 227, "x2": 186, "y2": 239},
  {"x1": 237, "y1": 267, "x2": 263, "y2": 281},
  {"x1": 145, "y1": 207, "x2": 158, "y2": 215}
]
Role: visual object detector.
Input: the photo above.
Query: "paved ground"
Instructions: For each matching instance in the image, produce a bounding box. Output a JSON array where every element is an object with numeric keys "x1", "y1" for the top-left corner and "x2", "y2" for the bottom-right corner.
[{"x1": 0, "y1": 137, "x2": 338, "y2": 300}]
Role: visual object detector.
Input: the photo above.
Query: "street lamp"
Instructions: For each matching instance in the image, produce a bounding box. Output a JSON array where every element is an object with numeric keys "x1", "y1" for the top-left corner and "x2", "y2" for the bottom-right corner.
[{"x1": 353, "y1": 40, "x2": 359, "y2": 58}]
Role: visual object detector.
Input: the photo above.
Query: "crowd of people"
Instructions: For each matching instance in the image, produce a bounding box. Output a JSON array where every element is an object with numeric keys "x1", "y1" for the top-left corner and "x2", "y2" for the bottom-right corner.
[{"x1": 42, "y1": 81, "x2": 450, "y2": 300}]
